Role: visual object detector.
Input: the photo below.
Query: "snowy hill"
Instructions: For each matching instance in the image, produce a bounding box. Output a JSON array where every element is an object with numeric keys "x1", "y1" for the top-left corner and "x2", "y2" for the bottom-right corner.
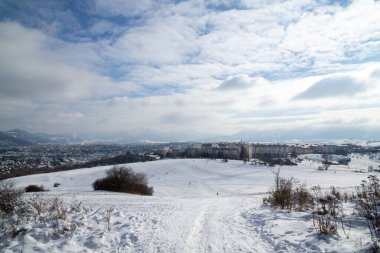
[
  {"x1": 2, "y1": 158, "x2": 379, "y2": 252},
  {"x1": 12, "y1": 158, "x2": 377, "y2": 196}
]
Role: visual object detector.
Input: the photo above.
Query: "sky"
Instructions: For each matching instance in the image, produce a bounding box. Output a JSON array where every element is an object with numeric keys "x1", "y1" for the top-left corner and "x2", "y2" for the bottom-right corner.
[{"x1": 0, "y1": 0, "x2": 380, "y2": 142}]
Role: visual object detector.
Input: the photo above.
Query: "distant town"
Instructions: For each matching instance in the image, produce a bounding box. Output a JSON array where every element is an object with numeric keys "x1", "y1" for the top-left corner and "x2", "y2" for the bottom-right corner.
[{"x1": 1, "y1": 138, "x2": 380, "y2": 180}]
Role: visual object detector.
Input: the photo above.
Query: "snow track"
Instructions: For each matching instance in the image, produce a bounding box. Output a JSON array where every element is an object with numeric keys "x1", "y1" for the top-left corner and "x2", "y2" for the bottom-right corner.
[{"x1": 178, "y1": 197, "x2": 277, "y2": 253}]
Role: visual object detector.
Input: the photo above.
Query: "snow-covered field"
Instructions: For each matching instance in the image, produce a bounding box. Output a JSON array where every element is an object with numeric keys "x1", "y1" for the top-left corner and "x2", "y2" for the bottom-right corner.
[{"x1": 2, "y1": 156, "x2": 379, "y2": 252}]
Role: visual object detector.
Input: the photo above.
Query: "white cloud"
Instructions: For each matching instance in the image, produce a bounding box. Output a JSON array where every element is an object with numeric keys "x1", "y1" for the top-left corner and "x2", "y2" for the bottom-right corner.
[
  {"x1": 0, "y1": 1, "x2": 380, "y2": 140},
  {"x1": 106, "y1": 14, "x2": 202, "y2": 66},
  {"x1": 218, "y1": 75, "x2": 269, "y2": 90},
  {"x1": 294, "y1": 76, "x2": 366, "y2": 99},
  {"x1": 0, "y1": 22, "x2": 127, "y2": 101}
]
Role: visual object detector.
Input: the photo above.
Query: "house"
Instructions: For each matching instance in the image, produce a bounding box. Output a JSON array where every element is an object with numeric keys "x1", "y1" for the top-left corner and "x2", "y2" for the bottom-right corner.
[{"x1": 251, "y1": 144, "x2": 290, "y2": 159}]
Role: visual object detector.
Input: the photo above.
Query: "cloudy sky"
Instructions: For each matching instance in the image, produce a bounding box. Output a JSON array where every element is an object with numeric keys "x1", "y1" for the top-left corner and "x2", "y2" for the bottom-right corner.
[{"x1": 0, "y1": 0, "x2": 380, "y2": 141}]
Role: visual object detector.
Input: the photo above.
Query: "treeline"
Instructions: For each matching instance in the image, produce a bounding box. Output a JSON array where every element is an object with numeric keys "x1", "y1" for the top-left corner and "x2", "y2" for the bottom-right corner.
[{"x1": 0, "y1": 152, "x2": 155, "y2": 180}]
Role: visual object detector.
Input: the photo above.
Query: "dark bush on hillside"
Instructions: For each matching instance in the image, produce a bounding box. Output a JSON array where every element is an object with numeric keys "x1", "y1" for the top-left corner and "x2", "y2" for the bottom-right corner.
[
  {"x1": 0, "y1": 180, "x2": 24, "y2": 213},
  {"x1": 92, "y1": 166, "x2": 153, "y2": 196},
  {"x1": 25, "y1": 184, "x2": 46, "y2": 192}
]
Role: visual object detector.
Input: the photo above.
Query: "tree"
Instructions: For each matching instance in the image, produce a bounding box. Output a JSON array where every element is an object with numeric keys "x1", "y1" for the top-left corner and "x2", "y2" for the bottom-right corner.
[
  {"x1": 239, "y1": 145, "x2": 248, "y2": 160},
  {"x1": 322, "y1": 153, "x2": 332, "y2": 170}
]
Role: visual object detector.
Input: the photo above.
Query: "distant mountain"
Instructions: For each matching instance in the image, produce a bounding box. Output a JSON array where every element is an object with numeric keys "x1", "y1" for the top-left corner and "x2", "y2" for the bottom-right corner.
[
  {"x1": 218, "y1": 126, "x2": 380, "y2": 144},
  {"x1": 0, "y1": 128, "x2": 173, "y2": 146},
  {"x1": 2, "y1": 125, "x2": 378, "y2": 147},
  {"x1": 81, "y1": 128, "x2": 213, "y2": 144},
  {"x1": 0, "y1": 131, "x2": 34, "y2": 146},
  {"x1": 0, "y1": 129, "x2": 82, "y2": 146},
  {"x1": 78, "y1": 129, "x2": 172, "y2": 144},
  {"x1": 6, "y1": 129, "x2": 52, "y2": 144}
]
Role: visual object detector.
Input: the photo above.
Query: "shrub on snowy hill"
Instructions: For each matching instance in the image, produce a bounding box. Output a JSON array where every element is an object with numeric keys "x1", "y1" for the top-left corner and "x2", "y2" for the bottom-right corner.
[
  {"x1": 25, "y1": 184, "x2": 46, "y2": 192},
  {"x1": 0, "y1": 180, "x2": 24, "y2": 213},
  {"x1": 92, "y1": 166, "x2": 153, "y2": 196},
  {"x1": 264, "y1": 170, "x2": 351, "y2": 238},
  {"x1": 356, "y1": 175, "x2": 380, "y2": 251},
  {"x1": 264, "y1": 168, "x2": 313, "y2": 211}
]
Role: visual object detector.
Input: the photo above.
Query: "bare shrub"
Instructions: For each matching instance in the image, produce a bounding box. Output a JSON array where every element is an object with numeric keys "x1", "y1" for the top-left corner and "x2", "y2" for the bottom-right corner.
[
  {"x1": 343, "y1": 192, "x2": 349, "y2": 203},
  {"x1": 265, "y1": 168, "x2": 313, "y2": 211},
  {"x1": 312, "y1": 194, "x2": 339, "y2": 236},
  {"x1": 265, "y1": 168, "x2": 292, "y2": 209},
  {"x1": 294, "y1": 183, "x2": 314, "y2": 211},
  {"x1": 330, "y1": 186, "x2": 341, "y2": 201},
  {"x1": 92, "y1": 166, "x2": 153, "y2": 196},
  {"x1": 29, "y1": 197, "x2": 44, "y2": 215},
  {"x1": 356, "y1": 175, "x2": 380, "y2": 250},
  {"x1": 25, "y1": 184, "x2": 46, "y2": 192},
  {"x1": 312, "y1": 187, "x2": 350, "y2": 237},
  {"x1": 106, "y1": 207, "x2": 113, "y2": 232},
  {"x1": 51, "y1": 197, "x2": 67, "y2": 220},
  {"x1": 265, "y1": 171, "x2": 350, "y2": 238},
  {"x1": 0, "y1": 180, "x2": 24, "y2": 214},
  {"x1": 46, "y1": 197, "x2": 71, "y2": 235},
  {"x1": 70, "y1": 201, "x2": 82, "y2": 213}
]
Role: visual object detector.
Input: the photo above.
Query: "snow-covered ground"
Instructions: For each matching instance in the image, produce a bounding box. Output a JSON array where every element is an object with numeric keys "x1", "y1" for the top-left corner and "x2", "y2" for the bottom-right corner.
[{"x1": 1, "y1": 156, "x2": 379, "y2": 252}]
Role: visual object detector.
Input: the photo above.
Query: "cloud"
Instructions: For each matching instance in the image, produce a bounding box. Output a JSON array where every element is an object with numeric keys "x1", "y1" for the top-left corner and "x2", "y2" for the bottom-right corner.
[
  {"x1": 196, "y1": 0, "x2": 380, "y2": 77},
  {"x1": 294, "y1": 76, "x2": 365, "y2": 99},
  {"x1": 371, "y1": 68, "x2": 380, "y2": 79},
  {"x1": 0, "y1": 22, "x2": 125, "y2": 101},
  {"x1": 0, "y1": 1, "x2": 380, "y2": 140},
  {"x1": 92, "y1": 0, "x2": 153, "y2": 17},
  {"x1": 218, "y1": 75, "x2": 268, "y2": 90},
  {"x1": 106, "y1": 13, "x2": 202, "y2": 66},
  {"x1": 159, "y1": 112, "x2": 203, "y2": 125},
  {"x1": 3, "y1": 0, "x2": 380, "y2": 79}
]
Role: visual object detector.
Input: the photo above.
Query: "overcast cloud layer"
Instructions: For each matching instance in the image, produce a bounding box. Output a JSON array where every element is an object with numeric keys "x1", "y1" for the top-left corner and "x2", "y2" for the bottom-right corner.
[{"x1": 0, "y1": 0, "x2": 380, "y2": 141}]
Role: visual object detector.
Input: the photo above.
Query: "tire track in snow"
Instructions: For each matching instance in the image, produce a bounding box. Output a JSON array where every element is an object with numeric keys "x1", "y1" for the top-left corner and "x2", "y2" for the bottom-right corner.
[
  {"x1": 178, "y1": 197, "x2": 272, "y2": 253},
  {"x1": 183, "y1": 207, "x2": 208, "y2": 252}
]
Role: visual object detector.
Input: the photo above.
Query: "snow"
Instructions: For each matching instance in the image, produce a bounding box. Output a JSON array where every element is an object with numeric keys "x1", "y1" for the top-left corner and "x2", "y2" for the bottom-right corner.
[{"x1": 1, "y1": 156, "x2": 379, "y2": 252}]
